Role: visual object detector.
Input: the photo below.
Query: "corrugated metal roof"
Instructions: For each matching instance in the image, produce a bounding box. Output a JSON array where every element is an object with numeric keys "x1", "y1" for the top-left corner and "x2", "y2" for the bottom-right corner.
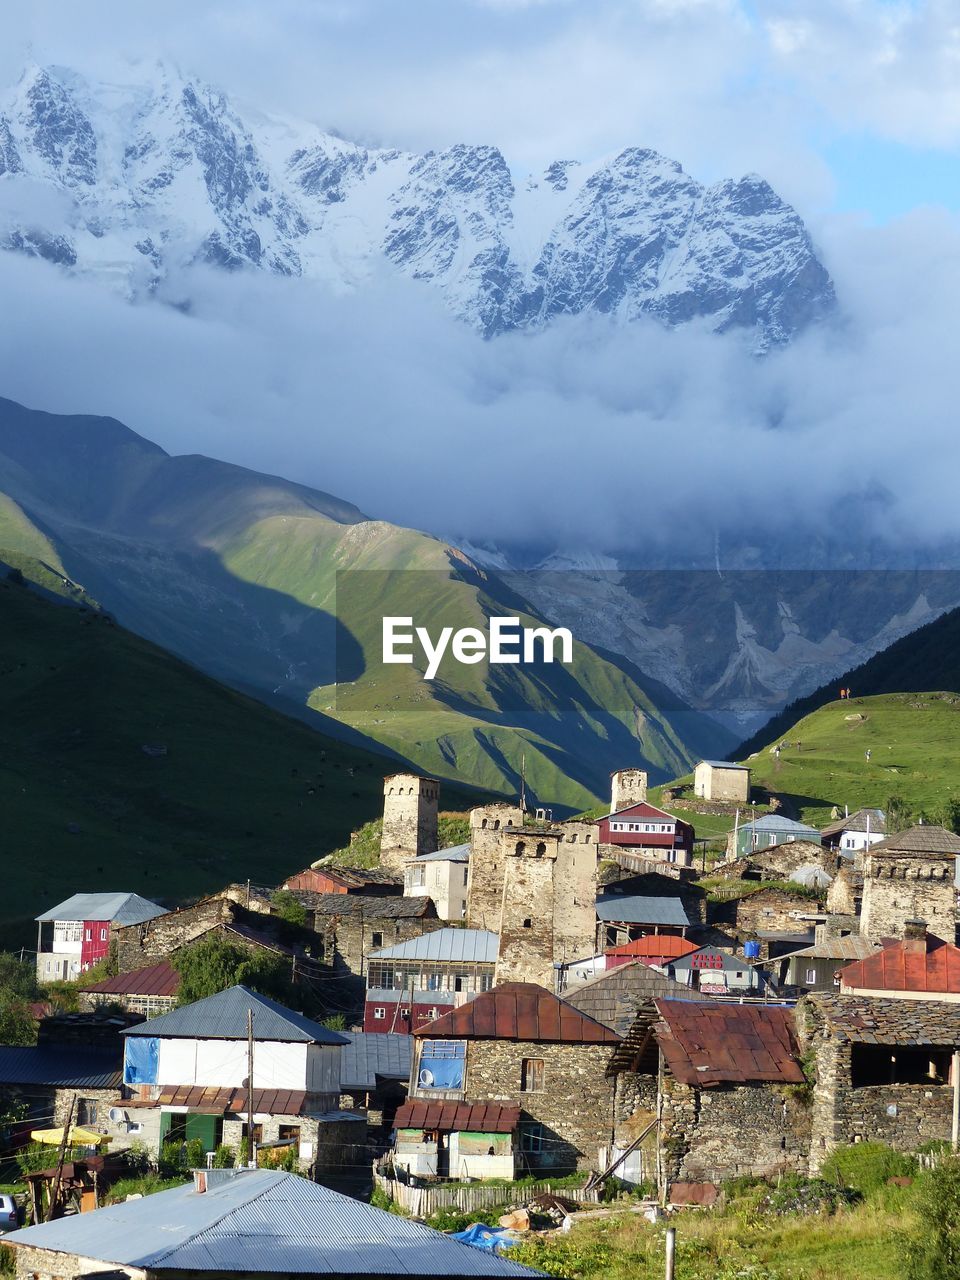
[
  {"x1": 605, "y1": 936, "x2": 700, "y2": 961},
  {"x1": 595, "y1": 894, "x2": 691, "y2": 927},
  {"x1": 654, "y1": 999, "x2": 804, "y2": 1087},
  {"x1": 369, "y1": 929, "x2": 498, "y2": 964},
  {"x1": 35, "y1": 892, "x2": 167, "y2": 926},
  {"x1": 340, "y1": 1033, "x2": 412, "y2": 1090},
  {"x1": 122, "y1": 986, "x2": 349, "y2": 1045},
  {"x1": 699, "y1": 760, "x2": 749, "y2": 770},
  {"x1": 738, "y1": 816, "x2": 820, "y2": 835},
  {"x1": 411, "y1": 843, "x2": 471, "y2": 864},
  {"x1": 416, "y1": 982, "x2": 621, "y2": 1044},
  {"x1": 85, "y1": 961, "x2": 180, "y2": 999},
  {"x1": 395, "y1": 1101, "x2": 519, "y2": 1134},
  {"x1": 156, "y1": 1086, "x2": 308, "y2": 1116},
  {"x1": 4, "y1": 1168, "x2": 543, "y2": 1275},
  {"x1": 840, "y1": 933, "x2": 960, "y2": 994},
  {"x1": 0, "y1": 1046, "x2": 121, "y2": 1088}
]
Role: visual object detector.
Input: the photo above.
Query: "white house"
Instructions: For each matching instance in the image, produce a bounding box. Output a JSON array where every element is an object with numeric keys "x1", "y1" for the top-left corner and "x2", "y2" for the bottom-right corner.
[
  {"x1": 35, "y1": 892, "x2": 167, "y2": 983},
  {"x1": 120, "y1": 986, "x2": 360, "y2": 1171},
  {"x1": 404, "y1": 843, "x2": 470, "y2": 921}
]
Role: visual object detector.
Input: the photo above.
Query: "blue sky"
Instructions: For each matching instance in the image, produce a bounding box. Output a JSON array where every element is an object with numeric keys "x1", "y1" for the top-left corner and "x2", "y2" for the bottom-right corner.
[{"x1": 3, "y1": 0, "x2": 959, "y2": 225}]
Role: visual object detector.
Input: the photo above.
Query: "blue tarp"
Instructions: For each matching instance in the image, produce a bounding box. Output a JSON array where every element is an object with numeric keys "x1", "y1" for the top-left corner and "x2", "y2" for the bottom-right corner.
[
  {"x1": 417, "y1": 1056, "x2": 465, "y2": 1089},
  {"x1": 123, "y1": 1036, "x2": 159, "y2": 1085},
  {"x1": 451, "y1": 1224, "x2": 519, "y2": 1253}
]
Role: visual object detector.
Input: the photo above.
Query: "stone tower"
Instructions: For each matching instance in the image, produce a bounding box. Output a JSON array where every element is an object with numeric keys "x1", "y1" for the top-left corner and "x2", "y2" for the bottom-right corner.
[
  {"x1": 859, "y1": 824, "x2": 960, "y2": 943},
  {"x1": 466, "y1": 803, "x2": 524, "y2": 930},
  {"x1": 380, "y1": 774, "x2": 439, "y2": 872},
  {"x1": 610, "y1": 768, "x2": 648, "y2": 813},
  {"x1": 492, "y1": 824, "x2": 598, "y2": 987}
]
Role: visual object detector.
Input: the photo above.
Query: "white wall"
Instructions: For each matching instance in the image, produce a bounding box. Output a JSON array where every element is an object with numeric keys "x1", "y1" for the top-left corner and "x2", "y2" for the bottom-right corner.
[{"x1": 157, "y1": 1038, "x2": 310, "y2": 1090}]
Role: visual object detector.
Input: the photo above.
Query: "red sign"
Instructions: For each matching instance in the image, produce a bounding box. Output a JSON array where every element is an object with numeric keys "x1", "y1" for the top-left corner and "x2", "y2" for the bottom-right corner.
[{"x1": 690, "y1": 953, "x2": 724, "y2": 970}]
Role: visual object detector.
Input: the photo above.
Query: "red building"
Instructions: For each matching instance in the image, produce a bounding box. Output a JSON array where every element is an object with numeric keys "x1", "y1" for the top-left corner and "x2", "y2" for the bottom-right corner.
[
  {"x1": 282, "y1": 865, "x2": 401, "y2": 896},
  {"x1": 598, "y1": 801, "x2": 695, "y2": 866}
]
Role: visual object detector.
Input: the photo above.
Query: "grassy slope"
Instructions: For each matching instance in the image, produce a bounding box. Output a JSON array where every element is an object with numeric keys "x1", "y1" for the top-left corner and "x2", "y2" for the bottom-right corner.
[
  {"x1": 737, "y1": 603, "x2": 960, "y2": 757},
  {"x1": 743, "y1": 692, "x2": 960, "y2": 827},
  {"x1": 0, "y1": 574, "x2": 465, "y2": 942}
]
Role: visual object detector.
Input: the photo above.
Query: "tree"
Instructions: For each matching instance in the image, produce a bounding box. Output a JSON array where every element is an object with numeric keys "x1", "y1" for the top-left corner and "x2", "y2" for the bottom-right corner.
[
  {"x1": 270, "y1": 890, "x2": 307, "y2": 928},
  {"x1": 886, "y1": 793, "x2": 911, "y2": 834},
  {"x1": 903, "y1": 1156, "x2": 960, "y2": 1279},
  {"x1": 172, "y1": 938, "x2": 294, "y2": 1007},
  {"x1": 936, "y1": 797, "x2": 960, "y2": 835}
]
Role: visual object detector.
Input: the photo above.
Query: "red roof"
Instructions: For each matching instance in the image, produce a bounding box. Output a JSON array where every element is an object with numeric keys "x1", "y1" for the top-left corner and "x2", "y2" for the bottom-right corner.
[
  {"x1": 839, "y1": 933, "x2": 960, "y2": 994},
  {"x1": 395, "y1": 1100, "x2": 520, "y2": 1133},
  {"x1": 413, "y1": 982, "x2": 621, "y2": 1044},
  {"x1": 654, "y1": 999, "x2": 804, "y2": 1087},
  {"x1": 84, "y1": 960, "x2": 180, "y2": 998},
  {"x1": 156, "y1": 1085, "x2": 307, "y2": 1115},
  {"x1": 606, "y1": 937, "x2": 700, "y2": 961}
]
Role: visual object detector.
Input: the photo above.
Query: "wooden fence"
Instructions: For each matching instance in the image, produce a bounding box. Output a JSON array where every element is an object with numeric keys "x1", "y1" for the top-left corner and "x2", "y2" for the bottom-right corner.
[{"x1": 373, "y1": 1171, "x2": 600, "y2": 1217}]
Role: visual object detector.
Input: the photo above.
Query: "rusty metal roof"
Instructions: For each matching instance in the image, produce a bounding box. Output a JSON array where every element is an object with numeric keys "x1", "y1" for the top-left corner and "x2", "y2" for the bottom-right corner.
[
  {"x1": 395, "y1": 1100, "x2": 520, "y2": 1133},
  {"x1": 653, "y1": 998, "x2": 804, "y2": 1087},
  {"x1": 871, "y1": 824, "x2": 960, "y2": 855},
  {"x1": 85, "y1": 960, "x2": 180, "y2": 998},
  {"x1": 840, "y1": 933, "x2": 960, "y2": 994},
  {"x1": 605, "y1": 936, "x2": 701, "y2": 961},
  {"x1": 156, "y1": 1085, "x2": 309, "y2": 1116},
  {"x1": 414, "y1": 982, "x2": 621, "y2": 1044}
]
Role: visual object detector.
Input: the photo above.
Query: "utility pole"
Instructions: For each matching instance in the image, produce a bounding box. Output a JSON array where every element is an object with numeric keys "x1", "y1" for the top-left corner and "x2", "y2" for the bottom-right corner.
[
  {"x1": 48, "y1": 1094, "x2": 75, "y2": 1222},
  {"x1": 247, "y1": 1009, "x2": 256, "y2": 1168}
]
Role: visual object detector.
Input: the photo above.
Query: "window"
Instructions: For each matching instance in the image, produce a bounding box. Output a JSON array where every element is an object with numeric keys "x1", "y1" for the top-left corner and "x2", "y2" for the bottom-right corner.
[
  {"x1": 77, "y1": 1099, "x2": 98, "y2": 1126},
  {"x1": 805, "y1": 968, "x2": 817, "y2": 985},
  {"x1": 84, "y1": 929, "x2": 92, "y2": 942},
  {"x1": 418, "y1": 1040, "x2": 466, "y2": 1089},
  {"x1": 278, "y1": 1125, "x2": 300, "y2": 1143},
  {"x1": 462, "y1": 868, "x2": 469, "y2": 886},
  {"x1": 408, "y1": 866, "x2": 426, "y2": 888},
  {"x1": 242, "y1": 1122, "x2": 264, "y2": 1145},
  {"x1": 374, "y1": 1007, "x2": 386, "y2": 1020},
  {"x1": 851, "y1": 1044, "x2": 952, "y2": 1088},
  {"x1": 520, "y1": 1123, "x2": 543, "y2": 1153},
  {"x1": 522, "y1": 918, "x2": 532, "y2": 929},
  {"x1": 521, "y1": 1058, "x2": 545, "y2": 1092},
  {"x1": 371, "y1": 932, "x2": 383, "y2": 949},
  {"x1": 100, "y1": 928, "x2": 108, "y2": 941}
]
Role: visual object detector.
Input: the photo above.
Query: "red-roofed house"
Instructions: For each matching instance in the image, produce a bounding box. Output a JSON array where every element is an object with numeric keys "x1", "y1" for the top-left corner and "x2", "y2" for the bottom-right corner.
[
  {"x1": 82, "y1": 961, "x2": 181, "y2": 1017},
  {"x1": 391, "y1": 982, "x2": 621, "y2": 1178},
  {"x1": 605, "y1": 936, "x2": 701, "y2": 969},
  {"x1": 838, "y1": 919, "x2": 960, "y2": 1002},
  {"x1": 598, "y1": 802, "x2": 695, "y2": 867}
]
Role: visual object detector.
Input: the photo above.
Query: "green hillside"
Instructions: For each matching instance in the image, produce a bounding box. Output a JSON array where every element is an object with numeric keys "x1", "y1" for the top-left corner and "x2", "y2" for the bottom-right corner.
[
  {"x1": 737, "y1": 604, "x2": 960, "y2": 757},
  {"x1": 743, "y1": 692, "x2": 960, "y2": 828},
  {"x1": 0, "y1": 572, "x2": 477, "y2": 942},
  {"x1": 0, "y1": 397, "x2": 732, "y2": 811}
]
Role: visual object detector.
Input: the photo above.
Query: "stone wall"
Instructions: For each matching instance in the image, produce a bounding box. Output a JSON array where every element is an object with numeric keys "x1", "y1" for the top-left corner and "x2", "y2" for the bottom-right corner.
[
  {"x1": 380, "y1": 774, "x2": 438, "y2": 871},
  {"x1": 711, "y1": 887, "x2": 822, "y2": 936},
  {"x1": 826, "y1": 866, "x2": 862, "y2": 916},
  {"x1": 659, "y1": 1077, "x2": 810, "y2": 1184},
  {"x1": 461, "y1": 1039, "x2": 615, "y2": 1171},
  {"x1": 466, "y1": 804, "x2": 524, "y2": 930},
  {"x1": 860, "y1": 852, "x2": 956, "y2": 942},
  {"x1": 694, "y1": 763, "x2": 750, "y2": 803},
  {"x1": 9, "y1": 1245, "x2": 124, "y2": 1280},
  {"x1": 221, "y1": 1112, "x2": 368, "y2": 1175},
  {"x1": 717, "y1": 841, "x2": 837, "y2": 880},
  {"x1": 114, "y1": 895, "x2": 235, "y2": 971},
  {"x1": 610, "y1": 770, "x2": 648, "y2": 813}
]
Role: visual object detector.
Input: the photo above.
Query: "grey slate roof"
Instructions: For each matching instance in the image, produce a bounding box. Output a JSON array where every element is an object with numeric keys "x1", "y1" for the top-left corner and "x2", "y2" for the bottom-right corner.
[
  {"x1": 122, "y1": 986, "x2": 349, "y2": 1045},
  {"x1": 340, "y1": 1033, "x2": 412, "y2": 1090},
  {"x1": 820, "y1": 808, "x2": 886, "y2": 839},
  {"x1": 0, "y1": 1046, "x2": 121, "y2": 1088},
  {"x1": 809, "y1": 992, "x2": 960, "y2": 1045},
  {"x1": 410, "y1": 843, "x2": 470, "y2": 863},
  {"x1": 310, "y1": 894, "x2": 437, "y2": 919},
  {"x1": 595, "y1": 893, "x2": 691, "y2": 927},
  {"x1": 369, "y1": 928, "x2": 498, "y2": 964},
  {"x1": 871, "y1": 824, "x2": 960, "y2": 856},
  {"x1": 4, "y1": 1168, "x2": 542, "y2": 1276},
  {"x1": 35, "y1": 891, "x2": 167, "y2": 925},
  {"x1": 564, "y1": 961, "x2": 705, "y2": 1035},
  {"x1": 779, "y1": 936, "x2": 880, "y2": 963}
]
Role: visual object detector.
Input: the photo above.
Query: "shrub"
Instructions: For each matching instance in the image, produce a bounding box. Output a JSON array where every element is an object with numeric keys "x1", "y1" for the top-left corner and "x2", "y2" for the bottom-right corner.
[
  {"x1": 159, "y1": 1140, "x2": 185, "y2": 1178},
  {"x1": 426, "y1": 1207, "x2": 500, "y2": 1233},
  {"x1": 821, "y1": 1142, "x2": 917, "y2": 1195},
  {"x1": 369, "y1": 1185, "x2": 393, "y2": 1211},
  {"x1": 184, "y1": 1138, "x2": 206, "y2": 1170},
  {"x1": 212, "y1": 1144, "x2": 236, "y2": 1169},
  {"x1": 902, "y1": 1155, "x2": 960, "y2": 1279},
  {"x1": 762, "y1": 1173, "x2": 858, "y2": 1216}
]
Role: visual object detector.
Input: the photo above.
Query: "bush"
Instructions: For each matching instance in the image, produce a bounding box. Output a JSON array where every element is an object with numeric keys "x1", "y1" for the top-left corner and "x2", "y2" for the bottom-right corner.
[
  {"x1": 184, "y1": 1139, "x2": 206, "y2": 1170},
  {"x1": 426, "y1": 1207, "x2": 501, "y2": 1233},
  {"x1": 761, "y1": 1174, "x2": 859, "y2": 1216},
  {"x1": 159, "y1": 1140, "x2": 185, "y2": 1178},
  {"x1": 106, "y1": 1173, "x2": 187, "y2": 1203},
  {"x1": 212, "y1": 1144, "x2": 236, "y2": 1169},
  {"x1": 821, "y1": 1142, "x2": 917, "y2": 1195},
  {"x1": 902, "y1": 1155, "x2": 960, "y2": 1279}
]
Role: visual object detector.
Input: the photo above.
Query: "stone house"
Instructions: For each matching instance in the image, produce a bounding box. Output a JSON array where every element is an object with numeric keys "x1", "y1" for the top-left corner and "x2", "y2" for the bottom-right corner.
[
  {"x1": 395, "y1": 982, "x2": 621, "y2": 1176},
  {"x1": 859, "y1": 824, "x2": 960, "y2": 943},
  {"x1": 826, "y1": 863, "x2": 863, "y2": 917},
  {"x1": 120, "y1": 985, "x2": 365, "y2": 1175},
  {"x1": 715, "y1": 885, "x2": 824, "y2": 938},
  {"x1": 798, "y1": 993, "x2": 960, "y2": 1171},
  {"x1": 282, "y1": 864, "x2": 402, "y2": 896},
  {"x1": 837, "y1": 919, "x2": 960, "y2": 1001},
  {"x1": 693, "y1": 760, "x2": 750, "y2": 803},
  {"x1": 364, "y1": 928, "x2": 497, "y2": 1031},
  {"x1": 716, "y1": 839, "x2": 837, "y2": 884},
  {"x1": 404, "y1": 844, "x2": 470, "y2": 921}
]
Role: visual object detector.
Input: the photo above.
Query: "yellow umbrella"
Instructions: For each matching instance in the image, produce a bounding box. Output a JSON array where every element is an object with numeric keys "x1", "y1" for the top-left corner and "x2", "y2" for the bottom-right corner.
[{"x1": 29, "y1": 1127, "x2": 110, "y2": 1147}]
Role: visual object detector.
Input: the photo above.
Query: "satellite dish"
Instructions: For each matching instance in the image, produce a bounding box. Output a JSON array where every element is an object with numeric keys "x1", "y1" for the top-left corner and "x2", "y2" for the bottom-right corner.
[
  {"x1": 108, "y1": 1108, "x2": 126, "y2": 1124},
  {"x1": 418, "y1": 1068, "x2": 434, "y2": 1087}
]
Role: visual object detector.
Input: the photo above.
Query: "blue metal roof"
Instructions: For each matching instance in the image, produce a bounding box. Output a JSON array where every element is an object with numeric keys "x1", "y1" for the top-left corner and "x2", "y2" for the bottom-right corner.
[
  {"x1": 4, "y1": 1169, "x2": 543, "y2": 1275},
  {"x1": 738, "y1": 815, "x2": 820, "y2": 834},
  {"x1": 413, "y1": 843, "x2": 470, "y2": 863},
  {"x1": 699, "y1": 760, "x2": 749, "y2": 770},
  {"x1": 370, "y1": 928, "x2": 498, "y2": 964},
  {"x1": 35, "y1": 892, "x2": 167, "y2": 926},
  {"x1": 340, "y1": 1033, "x2": 412, "y2": 1090},
  {"x1": 0, "y1": 1046, "x2": 121, "y2": 1088},
  {"x1": 595, "y1": 894, "x2": 691, "y2": 927},
  {"x1": 122, "y1": 986, "x2": 349, "y2": 1045}
]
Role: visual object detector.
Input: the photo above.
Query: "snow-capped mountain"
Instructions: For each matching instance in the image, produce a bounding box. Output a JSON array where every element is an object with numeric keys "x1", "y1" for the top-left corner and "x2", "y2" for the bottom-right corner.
[{"x1": 0, "y1": 63, "x2": 834, "y2": 347}]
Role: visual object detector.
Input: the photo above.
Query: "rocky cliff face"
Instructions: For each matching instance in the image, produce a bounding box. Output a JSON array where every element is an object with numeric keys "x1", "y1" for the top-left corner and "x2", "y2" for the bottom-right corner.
[{"x1": 0, "y1": 64, "x2": 834, "y2": 348}]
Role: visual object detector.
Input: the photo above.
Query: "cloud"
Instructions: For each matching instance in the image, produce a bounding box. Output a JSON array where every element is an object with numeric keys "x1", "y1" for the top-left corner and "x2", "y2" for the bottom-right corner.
[{"x1": 0, "y1": 204, "x2": 959, "y2": 566}]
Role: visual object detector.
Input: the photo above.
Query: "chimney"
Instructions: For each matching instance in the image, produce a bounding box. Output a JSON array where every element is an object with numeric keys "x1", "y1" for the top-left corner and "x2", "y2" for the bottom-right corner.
[
  {"x1": 192, "y1": 1169, "x2": 243, "y2": 1194},
  {"x1": 902, "y1": 918, "x2": 928, "y2": 952}
]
